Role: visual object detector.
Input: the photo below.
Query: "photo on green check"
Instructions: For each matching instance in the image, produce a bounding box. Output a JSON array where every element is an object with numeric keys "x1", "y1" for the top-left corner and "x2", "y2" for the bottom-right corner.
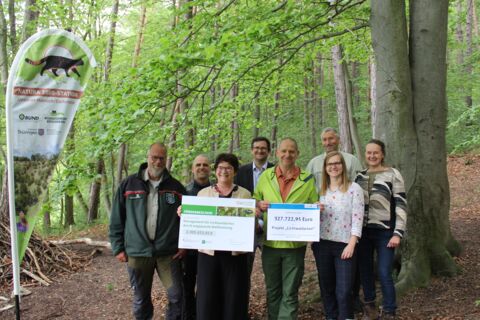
[{"x1": 217, "y1": 206, "x2": 255, "y2": 217}]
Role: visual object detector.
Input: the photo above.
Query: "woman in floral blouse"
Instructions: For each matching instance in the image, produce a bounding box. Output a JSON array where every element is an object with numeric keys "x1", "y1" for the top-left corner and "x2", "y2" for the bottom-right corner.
[{"x1": 311, "y1": 151, "x2": 364, "y2": 320}]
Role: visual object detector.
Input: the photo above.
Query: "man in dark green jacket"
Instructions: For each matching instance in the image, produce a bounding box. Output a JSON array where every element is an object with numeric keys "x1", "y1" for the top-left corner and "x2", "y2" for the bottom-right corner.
[{"x1": 109, "y1": 142, "x2": 186, "y2": 320}]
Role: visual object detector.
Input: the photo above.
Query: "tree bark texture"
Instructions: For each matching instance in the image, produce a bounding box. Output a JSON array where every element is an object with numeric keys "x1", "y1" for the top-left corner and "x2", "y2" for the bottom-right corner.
[
  {"x1": 270, "y1": 90, "x2": 280, "y2": 154},
  {"x1": 103, "y1": 0, "x2": 119, "y2": 82},
  {"x1": 0, "y1": 0, "x2": 8, "y2": 93},
  {"x1": 21, "y1": 0, "x2": 38, "y2": 42},
  {"x1": 369, "y1": 58, "x2": 377, "y2": 138},
  {"x1": 371, "y1": 0, "x2": 460, "y2": 296},
  {"x1": 465, "y1": 0, "x2": 474, "y2": 107},
  {"x1": 315, "y1": 53, "x2": 324, "y2": 128},
  {"x1": 7, "y1": 0, "x2": 16, "y2": 53},
  {"x1": 332, "y1": 45, "x2": 353, "y2": 153},
  {"x1": 64, "y1": 194, "x2": 74, "y2": 227},
  {"x1": 87, "y1": 158, "x2": 104, "y2": 223},
  {"x1": 455, "y1": 0, "x2": 464, "y2": 66}
]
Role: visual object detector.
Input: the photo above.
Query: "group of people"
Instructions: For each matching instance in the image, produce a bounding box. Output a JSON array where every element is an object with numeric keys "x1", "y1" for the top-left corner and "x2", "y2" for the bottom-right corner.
[{"x1": 109, "y1": 127, "x2": 407, "y2": 320}]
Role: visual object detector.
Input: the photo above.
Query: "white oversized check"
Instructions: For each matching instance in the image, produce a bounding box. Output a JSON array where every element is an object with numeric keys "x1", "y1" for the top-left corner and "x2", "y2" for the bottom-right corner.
[
  {"x1": 267, "y1": 203, "x2": 320, "y2": 242},
  {"x1": 179, "y1": 196, "x2": 256, "y2": 252}
]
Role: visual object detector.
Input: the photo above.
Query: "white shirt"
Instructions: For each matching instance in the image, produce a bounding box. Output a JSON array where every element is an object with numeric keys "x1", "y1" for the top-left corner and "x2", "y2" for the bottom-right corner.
[
  {"x1": 252, "y1": 161, "x2": 269, "y2": 190},
  {"x1": 144, "y1": 169, "x2": 162, "y2": 241}
]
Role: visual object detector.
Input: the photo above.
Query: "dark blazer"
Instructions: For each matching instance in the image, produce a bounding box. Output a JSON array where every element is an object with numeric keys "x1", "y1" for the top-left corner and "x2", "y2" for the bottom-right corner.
[{"x1": 235, "y1": 161, "x2": 274, "y2": 194}]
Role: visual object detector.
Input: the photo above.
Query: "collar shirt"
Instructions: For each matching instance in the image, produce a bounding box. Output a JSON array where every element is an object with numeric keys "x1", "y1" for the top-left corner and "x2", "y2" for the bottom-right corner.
[
  {"x1": 275, "y1": 165, "x2": 301, "y2": 202},
  {"x1": 144, "y1": 169, "x2": 163, "y2": 241},
  {"x1": 252, "y1": 161, "x2": 269, "y2": 190}
]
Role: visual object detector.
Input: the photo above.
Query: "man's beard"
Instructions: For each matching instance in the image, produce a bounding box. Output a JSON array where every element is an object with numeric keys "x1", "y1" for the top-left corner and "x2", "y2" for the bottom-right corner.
[{"x1": 148, "y1": 166, "x2": 164, "y2": 179}]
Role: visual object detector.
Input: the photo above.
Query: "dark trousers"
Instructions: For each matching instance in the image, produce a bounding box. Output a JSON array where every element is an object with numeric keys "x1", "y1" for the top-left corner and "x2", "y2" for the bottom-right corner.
[
  {"x1": 312, "y1": 240, "x2": 356, "y2": 320},
  {"x1": 196, "y1": 251, "x2": 249, "y2": 320},
  {"x1": 128, "y1": 256, "x2": 183, "y2": 320},
  {"x1": 182, "y1": 250, "x2": 198, "y2": 320},
  {"x1": 358, "y1": 228, "x2": 397, "y2": 313}
]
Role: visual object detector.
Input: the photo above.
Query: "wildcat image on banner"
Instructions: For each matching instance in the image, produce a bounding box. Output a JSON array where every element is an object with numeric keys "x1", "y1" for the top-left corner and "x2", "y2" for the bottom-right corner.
[{"x1": 5, "y1": 29, "x2": 96, "y2": 269}]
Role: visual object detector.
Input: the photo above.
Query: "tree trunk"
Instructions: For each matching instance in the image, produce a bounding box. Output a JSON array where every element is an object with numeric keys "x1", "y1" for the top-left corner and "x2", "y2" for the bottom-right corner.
[
  {"x1": 369, "y1": 58, "x2": 377, "y2": 138},
  {"x1": 465, "y1": 0, "x2": 473, "y2": 107},
  {"x1": 303, "y1": 75, "x2": 310, "y2": 130},
  {"x1": 21, "y1": 0, "x2": 38, "y2": 42},
  {"x1": 310, "y1": 60, "x2": 318, "y2": 156},
  {"x1": 64, "y1": 194, "x2": 74, "y2": 227},
  {"x1": 0, "y1": 0, "x2": 8, "y2": 93},
  {"x1": 315, "y1": 53, "x2": 324, "y2": 128},
  {"x1": 351, "y1": 61, "x2": 360, "y2": 109},
  {"x1": 103, "y1": 0, "x2": 120, "y2": 82},
  {"x1": 332, "y1": 45, "x2": 353, "y2": 153},
  {"x1": 64, "y1": 123, "x2": 75, "y2": 227},
  {"x1": 75, "y1": 187, "x2": 89, "y2": 217},
  {"x1": 371, "y1": 0, "x2": 460, "y2": 296},
  {"x1": 253, "y1": 93, "x2": 260, "y2": 138},
  {"x1": 270, "y1": 90, "x2": 280, "y2": 154},
  {"x1": 343, "y1": 56, "x2": 363, "y2": 162},
  {"x1": 7, "y1": 0, "x2": 16, "y2": 53},
  {"x1": 455, "y1": 0, "x2": 464, "y2": 66},
  {"x1": 87, "y1": 158, "x2": 104, "y2": 223}
]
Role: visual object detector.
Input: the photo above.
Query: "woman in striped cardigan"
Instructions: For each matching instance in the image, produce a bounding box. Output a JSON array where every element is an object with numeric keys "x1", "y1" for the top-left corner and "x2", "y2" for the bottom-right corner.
[{"x1": 355, "y1": 139, "x2": 407, "y2": 320}]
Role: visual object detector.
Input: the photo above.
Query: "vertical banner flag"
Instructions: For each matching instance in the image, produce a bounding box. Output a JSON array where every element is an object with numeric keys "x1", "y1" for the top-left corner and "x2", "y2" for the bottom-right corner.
[{"x1": 5, "y1": 29, "x2": 96, "y2": 269}]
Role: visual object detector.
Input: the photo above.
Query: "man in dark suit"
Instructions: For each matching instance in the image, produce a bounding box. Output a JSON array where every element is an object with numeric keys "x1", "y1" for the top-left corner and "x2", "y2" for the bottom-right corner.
[
  {"x1": 235, "y1": 136, "x2": 274, "y2": 318},
  {"x1": 235, "y1": 137, "x2": 274, "y2": 194}
]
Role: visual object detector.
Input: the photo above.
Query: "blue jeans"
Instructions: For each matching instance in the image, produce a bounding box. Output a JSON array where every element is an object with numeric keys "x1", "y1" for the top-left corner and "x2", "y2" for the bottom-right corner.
[
  {"x1": 312, "y1": 240, "x2": 356, "y2": 320},
  {"x1": 128, "y1": 256, "x2": 183, "y2": 320},
  {"x1": 358, "y1": 228, "x2": 397, "y2": 313}
]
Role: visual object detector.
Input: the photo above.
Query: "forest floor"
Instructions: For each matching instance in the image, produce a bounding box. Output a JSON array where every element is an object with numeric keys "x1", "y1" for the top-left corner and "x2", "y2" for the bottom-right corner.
[{"x1": 1, "y1": 155, "x2": 480, "y2": 319}]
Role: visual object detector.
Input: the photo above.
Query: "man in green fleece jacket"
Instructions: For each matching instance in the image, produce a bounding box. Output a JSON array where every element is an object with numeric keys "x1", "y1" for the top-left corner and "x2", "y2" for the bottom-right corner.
[
  {"x1": 109, "y1": 143, "x2": 186, "y2": 320},
  {"x1": 254, "y1": 138, "x2": 318, "y2": 320}
]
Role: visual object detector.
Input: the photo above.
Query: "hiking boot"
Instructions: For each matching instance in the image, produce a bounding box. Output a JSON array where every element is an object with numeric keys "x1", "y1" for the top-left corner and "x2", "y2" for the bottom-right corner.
[
  {"x1": 362, "y1": 302, "x2": 378, "y2": 320},
  {"x1": 379, "y1": 310, "x2": 396, "y2": 320}
]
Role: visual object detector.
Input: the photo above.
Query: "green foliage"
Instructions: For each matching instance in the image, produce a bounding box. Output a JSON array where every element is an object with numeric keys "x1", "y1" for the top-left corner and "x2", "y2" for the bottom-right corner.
[{"x1": 4, "y1": 0, "x2": 479, "y2": 232}]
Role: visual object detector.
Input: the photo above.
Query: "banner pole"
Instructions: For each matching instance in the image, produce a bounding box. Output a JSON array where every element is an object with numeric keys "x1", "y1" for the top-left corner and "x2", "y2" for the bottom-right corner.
[{"x1": 6, "y1": 48, "x2": 21, "y2": 319}]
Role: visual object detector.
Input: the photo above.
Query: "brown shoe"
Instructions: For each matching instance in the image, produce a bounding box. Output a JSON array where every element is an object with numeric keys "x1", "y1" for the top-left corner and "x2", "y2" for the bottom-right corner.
[
  {"x1": 379, "y1": 310, "x2": 395, "y2": 320},
  {"x1": 362, "y1": 302, "x2": 378, "y2": 320}
]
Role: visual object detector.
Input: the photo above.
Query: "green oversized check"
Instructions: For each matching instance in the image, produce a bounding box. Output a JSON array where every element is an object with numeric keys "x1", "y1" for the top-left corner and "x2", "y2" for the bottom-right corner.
[{"x1": 179, "y1": 196, "x2": 256, "y2": 252}]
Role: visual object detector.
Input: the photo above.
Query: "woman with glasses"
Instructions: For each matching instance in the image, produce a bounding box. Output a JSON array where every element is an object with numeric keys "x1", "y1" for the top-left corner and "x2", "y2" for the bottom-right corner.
[
  {"x1": 355, "y1": 139, "x2": 407, "y2": 320},
  {"x1": 312, "y1": 151, "x2": 364, "y2": 320},
  {"x1": 195, "y1": 153, "x2": 252, "y2": 320}
]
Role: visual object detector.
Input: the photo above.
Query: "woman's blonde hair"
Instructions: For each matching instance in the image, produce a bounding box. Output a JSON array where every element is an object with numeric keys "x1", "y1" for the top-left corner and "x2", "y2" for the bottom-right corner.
[{"x1": 320, "y1": 151, "x2": 350, "y2": 195}]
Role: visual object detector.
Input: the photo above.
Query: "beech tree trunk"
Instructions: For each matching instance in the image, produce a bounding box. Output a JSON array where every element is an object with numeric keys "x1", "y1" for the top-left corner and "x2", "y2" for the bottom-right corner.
[
  {"x1": 371, "y1": 0, "x2": 460, "y2": 296},
  {"x1": 0, "y1": 0, "x2": 8, "y2": 93},
  {"x1": 332, "y1": 45, "x2": 353, "y2": 153},
  {"x1": 369, "y1": 58, "x2": 377, "y2": 138},
  {"x1": 270, "y1": 90, "x2": 280, "y2": 154},
  {"x1": 253, "y1": 93, "x2": 260, "y2": 138},
  {"x1": 455, "y1": 0, "x2": 464, "y2": 66},
  {"x1": 7, "y1": 0, "x2": 15, "y2": 53},
  {"x1": 465, "y1": 0, "x2": 474, "y2": 107},
  {"x1": 315, "y1": 53, "x2": 324, "y2": 128},
  {"x1": 87, "y1": 159, "x2": 104, "y2": 223},
  {"x1": 21, "y1": 0, "x2": 38, "y2": 42}
]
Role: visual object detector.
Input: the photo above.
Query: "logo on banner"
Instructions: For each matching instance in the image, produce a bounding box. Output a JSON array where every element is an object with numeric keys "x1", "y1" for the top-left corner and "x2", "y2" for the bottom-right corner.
[
  {"x1": 19, "y1": 113, "x2": 40, "y2": 121},
  {"x1": 37, "y1": 129, "x2": 44, "y2": 136},
  {"x1": 25, "y1": 56, "x2": 84, "y2": 78},
  {"x1": 44, "y1": 110, "x2": 67, "y2": 123}
]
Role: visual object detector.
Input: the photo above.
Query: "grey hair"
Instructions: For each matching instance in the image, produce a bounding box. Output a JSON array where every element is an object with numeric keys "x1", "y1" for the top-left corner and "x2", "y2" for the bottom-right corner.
[{"x1": 321, "y1": 127, "x2": 339, "y2": 138}]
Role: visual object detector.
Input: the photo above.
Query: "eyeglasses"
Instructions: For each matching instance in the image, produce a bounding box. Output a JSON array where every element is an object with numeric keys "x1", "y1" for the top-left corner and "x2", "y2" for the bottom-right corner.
[
  {"x1": 149, "y1": 155, "x2": 165, "y2": 162},
  {"x1": 326, "y1": 162, "x2": 342, "y2": 167},
  {"x1": 217, "y1": 166, "x2": 233, "y2": 172}
]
